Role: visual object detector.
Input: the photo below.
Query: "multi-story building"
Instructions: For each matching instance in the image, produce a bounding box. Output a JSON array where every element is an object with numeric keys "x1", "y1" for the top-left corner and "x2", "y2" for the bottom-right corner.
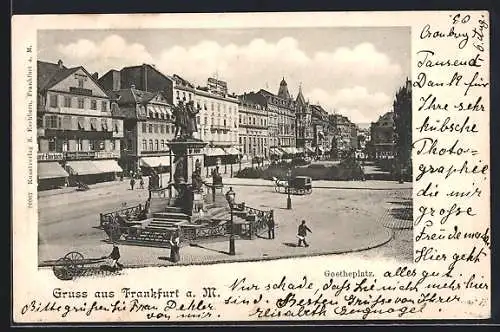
[
  {"x1": 99, "y1": 64, "x2": 174, "y2": 103},
  {"x1": 329, "y1": 113, "x2": 354, "y2": 159},
  {"x1": 369, "y1": 112, "x2": 395, "y2": 159},
  {"x1": 311, "y1": 104, "x2": 330, "y2": 156},
  {"x1": 295, "y1": 86, "x2": 314, "y2": 153},
  {"x1": 109, "y1": 86, "x2": 174, "y2": 174},
  {"x1": 37, "y1": 60, "x2": 123, "y2": 189},
  {"x1": 244, "y1": 78, "x2": 297, "y2": 158},
  {"x1": 238, "y1": 95, "x2": 269, "y2": 159}
]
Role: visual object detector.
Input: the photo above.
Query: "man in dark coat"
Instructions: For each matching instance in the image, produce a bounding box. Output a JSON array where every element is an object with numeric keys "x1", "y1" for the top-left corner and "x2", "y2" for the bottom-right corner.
[
  {"x1": 267, "y1": 210, "x2": 275, "y2": 239},
  {"x1": 297, "y1": 220, "x2": 312, "y2": 247}
]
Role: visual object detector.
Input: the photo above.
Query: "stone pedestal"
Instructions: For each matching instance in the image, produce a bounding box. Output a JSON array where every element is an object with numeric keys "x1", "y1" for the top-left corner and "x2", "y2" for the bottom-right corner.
[{"x1": 167, "y1": 138, "x2": 208, "y2": 219}]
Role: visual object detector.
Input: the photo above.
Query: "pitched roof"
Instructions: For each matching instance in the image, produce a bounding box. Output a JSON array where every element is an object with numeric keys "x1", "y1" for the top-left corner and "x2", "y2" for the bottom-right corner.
[
  {"x1": 111, "y1": 88, "x2": 155, "y2": 104},
  {"x1": 37, "y1": 60, "x2": 80, "y2": 91},
  {"x1": 296, "y1": 86, "x2": 306, "y2": 105}
]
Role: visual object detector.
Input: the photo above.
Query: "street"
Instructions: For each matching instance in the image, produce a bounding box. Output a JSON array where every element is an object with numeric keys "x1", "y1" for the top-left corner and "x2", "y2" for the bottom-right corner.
[{"x1": 38, "y1": 178, "x2": 413, "y2": 267}]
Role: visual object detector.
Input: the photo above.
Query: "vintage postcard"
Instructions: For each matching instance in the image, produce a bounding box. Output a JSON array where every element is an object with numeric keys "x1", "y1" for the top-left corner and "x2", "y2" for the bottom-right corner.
[{"x1": 12, "y1": 11, "x2": 490, "y2": 323}]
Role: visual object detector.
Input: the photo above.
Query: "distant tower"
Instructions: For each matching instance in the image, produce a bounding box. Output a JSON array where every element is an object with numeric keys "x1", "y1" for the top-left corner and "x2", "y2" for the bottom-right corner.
[
  {"x1": 296, "y1": 83, "x2": 306, "y2": 106},
  {"x1": 277, "y1": 77, "x2": 291, "y2": 100}
]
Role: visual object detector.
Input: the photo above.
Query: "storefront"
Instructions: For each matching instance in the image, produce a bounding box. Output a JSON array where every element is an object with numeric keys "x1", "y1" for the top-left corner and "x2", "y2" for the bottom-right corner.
[
  {"x1": 65, "y1": 159, "x2": 123, "y2": 185},
  {"x1": 139, "y1": 155, "x2": 172, "y2": 176},
  {"x1": 37, "y1": 162, "x2": 69, "y2": 190}
]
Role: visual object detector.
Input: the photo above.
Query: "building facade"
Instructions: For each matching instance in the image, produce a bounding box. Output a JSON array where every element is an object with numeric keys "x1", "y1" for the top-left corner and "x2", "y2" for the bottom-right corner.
[
  {"x1": 238, "y1": 96, "x2": 269, "y2": 159},
  {"x1": 37, "y1": 60, "x2": 123, "y2": 188},
  {"x1": 311, "y1": 105, "x2": 330, "y2": 156},
  {"x1": 110, "y1": 87, "x2": 174, "y2": 174},
  {"x1": 329, "y1": 114, "x2": 354, "y2": 159},
  {"x1": 294, "y1": 86, "x2": 313, "y2": 151},
  {"x1": 369, "y1": 112, "x2": 395, "y2": 159}
]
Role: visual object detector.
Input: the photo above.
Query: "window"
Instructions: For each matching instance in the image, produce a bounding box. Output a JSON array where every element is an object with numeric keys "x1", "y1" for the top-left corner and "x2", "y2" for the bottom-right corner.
[
  {"x1": 239, "y1": 115, "x2": 242, "y2": 124},
  {"x1": 166, "y1": 125, "x2": 170, "y2": 134},
  {"x1": 149, "y1": 124, "x2": 153, "y2": 133},
  {"x1": 204, "y1": 117, "x2": 207, "y2": 125},
  {"x1": 114, "y1": 120, "x2": 120, "y2": 133},
  {"x1": 45, "y1": 115, "x2": 59, "y2": 129},
  {"x1": 102, "y1": 119, "x2": 108, "y2": 131},
  {"x1": 142, "y1": 122, "x2": 147, "y2": 133},
  {"x1": 239, "y1": 137, "x2": 242, "y2": 145},
  {"x1": 183, "y1": 92, "x2": 186, "y2": 100},
  {"x1": 243, "y1": 137, "x2": 247, "y2": 154},
  {"x1": 77, "y1": 98, "x2": 84, "y2": 109},
  {"x1": 90, "y1": 118, "x2": 97, "y2": 131},
  {"x1": 197, "y1": 116, "x2": 200, "y2": 125},
  {"x1": 204, "y1": 103, "x2": 207, "y2": 110},
  {"x1": 160, "y1": 124, "x2": 164, "y2": 134},
  {"x1": 50, "y1": 95, "x2": 58, "y2": 107},
  {"x1": 161, "y1": 140, "x2": 165, "y2": 150},
  {"x1": 77, "y1": 139, "x2": 83, "y2": 151},
  {"x1": 149, "y1": 139, "x2": 153, "y2": 151},
  {"x1": 78, "y1": 77, "x2": 84, "y2": 88},
  {"x1": 155, "y1": 140, "x2": 159, "y2": 150},
  {"x1": 64, "y1": 96, "x2": 71, "y2": 107},
  {"x1": 89, "y1": 140, "x2": 95, "y2": 151},
  {"x1": 149, "y1": 111, "x2": 153, "y2": 118},
  {"x1": 101, "y1": 101, "x2": 107, "y2": 111},
  {"x1": 223, "y1": 119, "x2": 226, "y2": 127},
  {"x1": 48, "y1": 138, "x2": 56, "y2": 152},
  {"x1": 211, "y1": 103, "x2": 214, "y2": 111},
  {"x1": 91, "y1": 100, "x2": 97, "y2": 110},
  {"x1": 62, "y1": 116, "x2": 72, "y2": 130},
  {"x1": 176, "y1": 91, "x2": 179, "y2": 98},
  {"x1": 154, "y1": 124, "x2": 159, "y2": 133},
  {"x1": 98, "y1": 140, "x2": 105, "y2": 151},
  {"x1": 110, "y1": 140, "x2": 116, "y2": 151},
  {"x1": 142, "y1": 139, "x2": 147, "y2": 151}
]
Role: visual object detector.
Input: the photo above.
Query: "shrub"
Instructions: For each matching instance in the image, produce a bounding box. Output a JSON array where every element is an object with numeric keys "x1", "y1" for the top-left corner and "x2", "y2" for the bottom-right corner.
[{"x1": 235, "y1": 167, "x2": 263, "y2": 178}]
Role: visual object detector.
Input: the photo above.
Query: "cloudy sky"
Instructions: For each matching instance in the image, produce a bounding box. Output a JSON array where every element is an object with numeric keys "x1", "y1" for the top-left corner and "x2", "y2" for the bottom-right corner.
[{"x1": 38, "y1": 28, "x2": 410, "y2": 124}]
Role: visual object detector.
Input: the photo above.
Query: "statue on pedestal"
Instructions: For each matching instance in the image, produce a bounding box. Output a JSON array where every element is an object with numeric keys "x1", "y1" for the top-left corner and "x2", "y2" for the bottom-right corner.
[{"x1": 173, "y1": 98, "x2": 201, "y2": 139}]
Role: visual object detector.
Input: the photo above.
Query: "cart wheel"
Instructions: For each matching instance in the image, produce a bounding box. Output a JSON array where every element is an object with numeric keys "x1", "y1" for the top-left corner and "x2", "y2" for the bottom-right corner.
[
  {"x1": 108, "y1": 223, "x2": 122, "y2": 242},
  {"x1": 64, "y1": 251, "x2": 84, "y2": 275},
  {"x1": 274, "y1": 185, "x2": 279, "y2": 193},
  {"x1": 52, "y1": 257, "x2": 73, "y2": 280},
  {"x1": 306, "y1": 188, "x2": 312, "y2": 194}
]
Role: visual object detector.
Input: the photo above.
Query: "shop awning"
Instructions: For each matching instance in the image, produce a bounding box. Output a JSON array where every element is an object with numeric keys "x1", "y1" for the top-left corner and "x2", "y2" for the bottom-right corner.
[
  {"x1": 140, "y1": 155, "x2": 172, "y2": 168},
  {"x1": 204, "y1": 147, "x2": 226, "y2": 156},
  {"x1": 269, "y1": 147, "x2": 283, "y2": 156},
  {"x1": 38, "y1": 162, "x2": 69, "y2": 179},
  {"x1": 66, "y1": 160, "x2": 101, "y2": 175},
  {"x1": 93, "y1": 160, "x2": 123, "y2": 173},
  {"x1": 223, "y1": 147, "x2": 241, "y2": 155},
  {"x1": 280, "y1": 147, "x2": 295, "y2": 154}
]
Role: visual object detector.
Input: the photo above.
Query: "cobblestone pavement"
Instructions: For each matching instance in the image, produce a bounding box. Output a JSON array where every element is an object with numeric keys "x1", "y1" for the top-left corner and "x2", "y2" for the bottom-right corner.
[{"x1": 38, "y1": 180, "x2": 413, "y2": 270}]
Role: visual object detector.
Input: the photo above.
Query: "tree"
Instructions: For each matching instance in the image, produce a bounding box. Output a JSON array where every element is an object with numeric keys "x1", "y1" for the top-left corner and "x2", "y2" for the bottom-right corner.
[{"x1": 393, "y1": 78, "x2": 412, "y2": 176}]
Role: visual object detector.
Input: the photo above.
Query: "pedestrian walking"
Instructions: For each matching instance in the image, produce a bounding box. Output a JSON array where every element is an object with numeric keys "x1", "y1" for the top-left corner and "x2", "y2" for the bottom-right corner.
[
  {"x1": 169, "y1": 230, "x2": 181, "y2": 263},
  {"x1": 267, "y1": 210, "x2": 275, "y2": 239},
  {"x1": 107, "y1": 244, "x2": 124, "y2": 270},
  {"x1": 130, "y1": 177, "x2": 135, "y2": 190},
  {"x1": 139, "y1": 177, "x2": 144, "y2": 189},
  {"x1": 297, "y1": 220, "x2": 312, "y2": 247}
]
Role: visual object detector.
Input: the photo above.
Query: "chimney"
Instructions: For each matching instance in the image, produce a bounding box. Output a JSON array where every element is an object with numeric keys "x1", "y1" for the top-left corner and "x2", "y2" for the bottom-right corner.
[
  {"x1": 92, "y1": 72, "x2": 99, "y2": 80},
  {"x1": 57, "y1": 59, "x2": 63, "y2": 69},
  {"x1": 142, "y1": 64, "x2": 148, "y2": 92},
  {"x1": 112, "y1": 70, "x2": 121, "y2": 91}
]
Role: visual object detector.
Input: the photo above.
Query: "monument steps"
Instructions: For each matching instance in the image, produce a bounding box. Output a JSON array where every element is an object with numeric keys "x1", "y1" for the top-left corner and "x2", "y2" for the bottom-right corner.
[{"x1": 152, "y1": 212, "x2": 190, "y2": 221}]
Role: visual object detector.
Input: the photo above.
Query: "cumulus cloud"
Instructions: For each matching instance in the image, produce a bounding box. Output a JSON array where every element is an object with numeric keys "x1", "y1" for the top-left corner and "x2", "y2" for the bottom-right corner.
[
  {"x1": 55, "y1": 34, "x2": 406, "y2": 123},
  {"x1": 57, "y1": 34, "x2": 153, "y2": 73},
  {"x1": 306, "y1": 87, "x2": 392, "y2": 124}
]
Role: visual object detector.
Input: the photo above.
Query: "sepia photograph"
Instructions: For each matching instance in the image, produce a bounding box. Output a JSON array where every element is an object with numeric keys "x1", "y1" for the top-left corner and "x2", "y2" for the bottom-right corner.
[
  {"x1": 36, "y1": 27, "x2": 413, "y2": 280},
  {"x1": 12, "y1": 11, "x2": 490, "y2": 322}
]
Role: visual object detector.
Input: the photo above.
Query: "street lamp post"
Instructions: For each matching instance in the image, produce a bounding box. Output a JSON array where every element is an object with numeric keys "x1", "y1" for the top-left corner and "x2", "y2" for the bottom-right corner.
[
  {"x1": 225, "y1": 187, "x2": 236, "y2": 255},
  {"x1": 159, "y1": 163, "x2": 163, "y2": 188},
  {"x1": 286, "y1": 168, "x2": 292, "y2": 210}
]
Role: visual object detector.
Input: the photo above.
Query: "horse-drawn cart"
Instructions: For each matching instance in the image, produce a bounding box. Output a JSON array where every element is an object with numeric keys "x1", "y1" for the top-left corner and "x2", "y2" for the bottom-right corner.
[
  {"x1": 272, "y1": 175, "x2": 312, "y2": 195},
  {"x1": 44, "y1": 251, "x2": 110, "y2": 280}
]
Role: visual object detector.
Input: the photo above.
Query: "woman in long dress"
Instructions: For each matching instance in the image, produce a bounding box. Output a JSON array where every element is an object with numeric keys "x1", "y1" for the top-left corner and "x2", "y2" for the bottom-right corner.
[{"x1": 169, "y1": 231, "x2": 181, "y2": 263}]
